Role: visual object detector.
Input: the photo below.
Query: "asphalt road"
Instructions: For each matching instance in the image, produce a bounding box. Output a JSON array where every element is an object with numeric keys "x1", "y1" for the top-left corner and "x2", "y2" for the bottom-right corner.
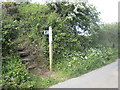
[{"x1": 50, "y1": 60, "x2": 118, "y2": 88}]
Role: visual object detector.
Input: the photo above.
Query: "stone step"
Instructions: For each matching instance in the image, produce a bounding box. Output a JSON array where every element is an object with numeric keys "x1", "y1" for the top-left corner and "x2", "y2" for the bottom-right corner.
[
  {"x1": 27, "y1": 64, "x2": 36, "y2": 70},
  {"x1": 22, "y1": 58, "x2": 32, "y2": 61},
  {"x1": 17, "y1": 47, "x2": 25, "y2": 51},
  {"x1": 21, "y1": 58, "x2": 32, "y2": 64},
  {"x1": 19, "y1": 51, "x2": 29, "y2": 57}
]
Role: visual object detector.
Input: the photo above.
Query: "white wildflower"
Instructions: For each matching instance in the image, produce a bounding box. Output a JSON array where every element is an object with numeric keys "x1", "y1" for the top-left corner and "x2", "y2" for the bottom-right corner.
[
  {"x1": 68, "y1": 62, "x2": 72, "y2": 67},
  {"x1": 84, "y1": 56, "x2": 88, "y2": 59},
  {"x1": 81, "y1": 56, "x2": 84, "y2": 59},
  {"x1": 27, "y1": 77, "x2": 30, "y2": 79},
  {"x1": 72, "y1": 57, "x2": 76, "y2": 60}
]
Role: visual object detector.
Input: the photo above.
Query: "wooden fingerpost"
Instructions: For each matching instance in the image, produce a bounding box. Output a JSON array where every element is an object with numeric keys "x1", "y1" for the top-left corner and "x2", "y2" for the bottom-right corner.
[{"x1": 49, "y1": 26, "x2": 52, "y2": 72}]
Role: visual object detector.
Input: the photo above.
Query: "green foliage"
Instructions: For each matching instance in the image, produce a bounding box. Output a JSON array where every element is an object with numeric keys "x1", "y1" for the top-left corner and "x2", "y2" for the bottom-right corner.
[
  {"x1": 2, "y1": 55, "x2": 35, "y2": 89},
  {"x1": 46, "y1": 2, "x2": 100, "y2": 59},
  {"x1": 91, "y1": 23, "x2": 118, "y2": 48},
  {"x1": 2, "y1": 2, "x2": 117, "y2": 89},
  {"x1": 40, "y1": 77, "x2": 59, "y2": 88},
  {"x1": 2, "y1": 18, "x2": 20, "y2": 55},
  {"x1": 5, "y1": 2, "x2": 100, "y2": 60},
  {"x1": 54, "y1": 48, "x2": 117, "y2": 77}
]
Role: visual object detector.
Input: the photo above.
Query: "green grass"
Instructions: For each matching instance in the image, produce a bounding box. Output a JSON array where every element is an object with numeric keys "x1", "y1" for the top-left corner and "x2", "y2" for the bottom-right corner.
[
  {"x1": 2, "y1": 47, "x2": 117, "y2": 89},
  {"x1": 30, "y1": 74, "x2": 60, "y2": 88},
  {"x1": 53, "y1": 47, "x2": 117, "y2": 78},
  {"x1": 30, "y1": 47, "x2": 118, "y2": 88}
]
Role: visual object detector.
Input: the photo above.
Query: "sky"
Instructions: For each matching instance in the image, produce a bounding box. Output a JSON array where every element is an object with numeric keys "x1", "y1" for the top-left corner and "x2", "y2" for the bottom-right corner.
[
  {"x1": 31, "y1": 0, "x2": 45, "y2": 4},
  {"x1": 88, "y1": 0, "x2": 119, "y2": 24}
]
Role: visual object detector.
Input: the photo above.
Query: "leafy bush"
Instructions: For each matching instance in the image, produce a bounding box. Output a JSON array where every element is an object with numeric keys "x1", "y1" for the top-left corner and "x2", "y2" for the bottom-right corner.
[
  {"x1": 2, "y1": 17, "x2": 20, "y2": 56},
  {"x1": 46, "y1": 2, "x2": 100, "y2": 60},
  {"x1": 55, "y1": 48, "x2": 117, "y2": 77},
  {"x1": 2, "y1": 55, "x2": 35, "y2": 89},
  {"x1": 13, "y1": 2, "x2": 100, "y2": 60},
  {"x1": 91, "y1": 23, "x2": 118, "y2": 48}
]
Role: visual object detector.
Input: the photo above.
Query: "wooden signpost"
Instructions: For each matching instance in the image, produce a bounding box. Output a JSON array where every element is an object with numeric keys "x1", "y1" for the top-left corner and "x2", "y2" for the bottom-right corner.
[
  {"x1": 44, "y1": 26, "x2": 53, "y2": 72},
  {"x1": 49, "y1": 26, "x2": 53, "y2": 72}
]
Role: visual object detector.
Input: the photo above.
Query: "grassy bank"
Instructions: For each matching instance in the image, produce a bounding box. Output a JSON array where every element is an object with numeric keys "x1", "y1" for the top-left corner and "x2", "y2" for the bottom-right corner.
[{"x1": 31, "y1": 47, "x2": 118, "y2": 88}]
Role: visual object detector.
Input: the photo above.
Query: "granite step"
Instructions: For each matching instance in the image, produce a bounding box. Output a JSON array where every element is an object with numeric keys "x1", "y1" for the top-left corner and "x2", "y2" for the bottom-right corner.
[
  {"x1": 22, "y1": 58, "x2": 32, "y2": 61},
  {"x1": 19, "y1": 51, "x2": 29, "y2": 57},
  {"x1": 27, "y1": 64, "x2": 36, "y2": 70},
  {"x1": 17, "y1": 47, "x2": 25, "y2": 51}
]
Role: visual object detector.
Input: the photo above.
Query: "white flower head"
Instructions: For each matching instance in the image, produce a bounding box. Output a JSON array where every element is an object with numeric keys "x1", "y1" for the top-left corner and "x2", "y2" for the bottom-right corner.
[
  {"x1": 72, "y1": 57, "x2": 76, "y2": 60},
  {"x1": 68, "y1": 64, "x2": 71, "y2": 67},
  {"x1": 84, "y1": 56, "x2": 88, "y2": 59}
]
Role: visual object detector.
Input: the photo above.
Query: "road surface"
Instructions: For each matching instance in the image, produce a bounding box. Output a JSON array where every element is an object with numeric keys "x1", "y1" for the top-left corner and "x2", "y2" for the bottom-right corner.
[{"x1": 50, "y1": 60, "x2": 118, "y2": 88}]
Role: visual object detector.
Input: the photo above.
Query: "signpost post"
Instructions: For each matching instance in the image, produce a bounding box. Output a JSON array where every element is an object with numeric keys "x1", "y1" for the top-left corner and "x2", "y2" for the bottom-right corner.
[
  {"x1": 44, "y1": 26, "x2": 53, "y2": 72},
  {"x1": 49, "y1": 26, "x2": 52, "y2": 72}
]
